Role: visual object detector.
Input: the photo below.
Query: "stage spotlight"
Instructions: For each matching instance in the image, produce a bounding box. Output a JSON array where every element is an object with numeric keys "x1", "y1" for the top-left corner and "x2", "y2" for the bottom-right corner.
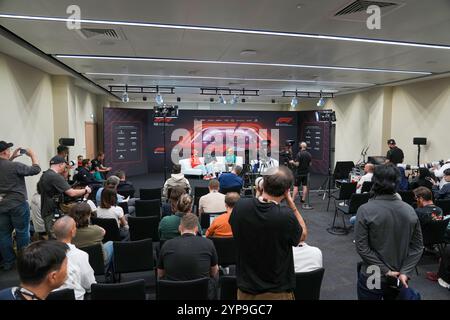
[
  {"x1": 121, "y1": 91, "x2": 129, "y2": 103},
  {"x1": 290, "y1": 96, "x2": 298, "y2": 108},
  {"x1": 219, "y1": 94, "x2": 226, "y2": 104},
  {"x1": 155, "y1": 93, "x2": 164, "y2": 105},
  {"x1": 317, "y1": 97, "x2": 325, "y2": 107},
  {"x1": 271, "y1": 99, "x2": 276, "y2": 104},
  {"x1": 241, "y1": 98, "x2": 246, "y2": 103},
  {"x1": 230, "y1": 95, "x2": 238, "y2": 104},
  {"x1": 210, "y1": 97, "x2": 214, "y2": 102},
  {"x1": 142, "y1": 96, "x2": 147, "y2": 101},
  {"x1": 177, "y1": 97, "x2": 181, "y2": 102}
]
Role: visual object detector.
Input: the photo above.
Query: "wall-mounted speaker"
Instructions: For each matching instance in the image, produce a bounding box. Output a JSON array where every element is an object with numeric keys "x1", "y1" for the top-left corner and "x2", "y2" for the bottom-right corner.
[{"x1": 58, "y1": 138, "x2": 75, "y2": 146}]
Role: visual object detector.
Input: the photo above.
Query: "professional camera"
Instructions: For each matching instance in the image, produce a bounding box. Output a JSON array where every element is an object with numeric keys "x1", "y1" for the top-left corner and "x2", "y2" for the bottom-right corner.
[
  {"x1": 285, "y1": 139, "x2": 295, "y2": 147},
  {"x1": 397, "y1": 160, "x2": 444, "y2": 171}
]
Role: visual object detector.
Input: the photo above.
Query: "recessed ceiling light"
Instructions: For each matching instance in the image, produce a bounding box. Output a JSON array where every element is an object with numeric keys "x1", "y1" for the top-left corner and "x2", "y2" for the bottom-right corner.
[
  {"x1": 1, "y1": 14, "x2": 450, "y2": 50},
  {"x1": 426, "y1": 60, "x2": 437, "y2": 64},
  {"x1": 64, "y1": 55, "x2": 431, "y2": 75},
  {"x1": 240, "y1": 50, "x2": 257, "y2": 56},
  {"x1": 296, "y1": 3, "x2": 303, "y2": 9}
]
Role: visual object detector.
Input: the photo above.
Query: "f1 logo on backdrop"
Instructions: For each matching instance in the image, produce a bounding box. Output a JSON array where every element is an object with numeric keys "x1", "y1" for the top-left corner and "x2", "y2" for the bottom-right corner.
[
  {"x1": 154, "y1": 118, "x2": 173, "y2": 124},
  {"x1": 275, "y1": 117, "x2": 293, "y2": 127}
]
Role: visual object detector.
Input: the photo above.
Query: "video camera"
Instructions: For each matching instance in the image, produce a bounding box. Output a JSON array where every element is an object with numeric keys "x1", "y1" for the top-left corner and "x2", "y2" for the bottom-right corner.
[{"x1": 397, "y1": 160, "x2": 445, "y2": 171}]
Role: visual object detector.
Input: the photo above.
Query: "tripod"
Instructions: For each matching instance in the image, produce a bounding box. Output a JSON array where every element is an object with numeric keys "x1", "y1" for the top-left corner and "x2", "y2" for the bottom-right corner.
[{"x1": 317, "y1": 119, "x2": 335, "y2": 210}]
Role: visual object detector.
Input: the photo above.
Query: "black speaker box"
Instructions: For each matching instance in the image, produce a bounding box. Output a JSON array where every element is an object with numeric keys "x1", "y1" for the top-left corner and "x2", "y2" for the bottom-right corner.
[
  {"x1": 413, "y1": 137, "x2": 427, "y2": 145},
  {"x1": 58, "y1": 138, "x2": 75, "y2": 146}
]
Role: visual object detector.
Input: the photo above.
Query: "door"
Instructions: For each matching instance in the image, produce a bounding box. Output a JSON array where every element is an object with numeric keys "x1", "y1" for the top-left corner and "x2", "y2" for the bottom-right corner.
[{"x1": 85, "y1": 122, "x2": 97, "y2": 159}]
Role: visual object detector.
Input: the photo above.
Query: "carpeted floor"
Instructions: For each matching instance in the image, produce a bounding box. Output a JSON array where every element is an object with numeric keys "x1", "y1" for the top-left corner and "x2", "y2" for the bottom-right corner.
[{"x1": 0, "y1": 173, "x2": 449, "y2": 300}]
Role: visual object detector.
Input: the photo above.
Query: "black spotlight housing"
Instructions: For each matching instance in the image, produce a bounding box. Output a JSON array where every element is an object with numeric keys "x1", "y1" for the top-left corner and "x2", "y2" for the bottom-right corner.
[
  {"x1": 177, "y1": 97, "x2": 181, "y2": 102},
  {"x1": 241, "y1": 98, "x2": 246, "y2": 103},
  {"x1": 143, "y1": 96, "x2": 147, "y2": 101},
  {"x1": 210, "y1": 97, "x2": 214, "y2": 102}
]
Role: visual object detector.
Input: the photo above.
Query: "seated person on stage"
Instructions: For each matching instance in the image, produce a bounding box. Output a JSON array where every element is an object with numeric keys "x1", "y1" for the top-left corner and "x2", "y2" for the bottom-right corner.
[
  {"x1": 162, "y1": 186, "x2": 186, "y2": 218},
  {"x1": 218, "y1": 165, "x2": 243, "y2": 194},
  {"x1": 409, "y1": 168, "x2": 434, "y2": 191},
  {"x1": 190, "y1": 149, "x2": 213, "y2": 178},
  {"x1": 162, "y1": 164, "x2": 191, "y2": 198},
  {"x1": 356, "y1": 163, "x2": 374, "y2": 194},
  {"x1": 292, "y1": 242, "x2": 323, "y2": 273},
  {"x1": 199, "y1": 179, "x2": 226, "y2": 216},
  {"x1": 96, "y1": 189, "x2": 130, "y2": 241},
  {"x1": 157, "y1": 213, "x2": 219, "y2": 299},
  {"x1": 206, "y1": 192, "x2": 240, "y2": 238},
  {"x1": 115, "y1": 170, "x2": 136, "y2": 198},
  {"x1": 431, "y1": 168, "x2": 450, "y2": 200},
  {"x1": 76, "y1": 159, "x2": 102, "y2": 185},
  {"x1": 204, "y1": 152, "x2": 218, "y2": 178},
  {"x1": 159, "y1": 194, "x2": 202, "y2": 241},
  {"x1": 225, "y1": 148, "x2": 237, "y2": 172},
  {"x1": 69, "y1": 202, "x2": 113, "y2": 267}
]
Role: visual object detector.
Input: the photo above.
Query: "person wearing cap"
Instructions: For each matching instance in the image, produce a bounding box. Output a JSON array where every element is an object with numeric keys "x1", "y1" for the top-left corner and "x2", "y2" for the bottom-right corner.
[
  {"x1": 386, "y1": 139, "x2": 404, "y2": 165},
  {"x1": 0, "y1": 141, "x2": 41, "y2": 271},
  {"x1": 38, "y1": 156, "x2": 91, "y2": 236},
  {"x1": 433, "y1": 159, "x2": 450, "y2": 189}
]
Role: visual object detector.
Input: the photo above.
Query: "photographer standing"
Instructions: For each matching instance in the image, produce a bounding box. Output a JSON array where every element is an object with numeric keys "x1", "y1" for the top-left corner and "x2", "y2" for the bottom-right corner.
[
  {"x1": 0, "y1": 141, "x2": 41, "y2": 271},
  {"x1": 38, "y1": 156, "x2": 91, "y2": 236},
  {"x1": 290, "y1": 142, "x2": 312, "y2": 205}
]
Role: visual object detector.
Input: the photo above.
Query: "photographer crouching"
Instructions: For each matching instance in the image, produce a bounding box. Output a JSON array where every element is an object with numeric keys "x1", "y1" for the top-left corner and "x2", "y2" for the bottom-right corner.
[{"x1": 38, "y1": 156, "x2": 91, "y2": 237}]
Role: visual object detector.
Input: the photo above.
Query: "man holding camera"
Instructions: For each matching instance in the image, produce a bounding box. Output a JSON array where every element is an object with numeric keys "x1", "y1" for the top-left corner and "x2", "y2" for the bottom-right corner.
[
  {"x1": 290, "y1": 142, "x2": 312, "y2": 205},
  {"x1": 38, "y1": 156, "x2": 91, "y2": 236},
  {"x1": 0, "y1": 141, "x2": 41, "y2": 271}
]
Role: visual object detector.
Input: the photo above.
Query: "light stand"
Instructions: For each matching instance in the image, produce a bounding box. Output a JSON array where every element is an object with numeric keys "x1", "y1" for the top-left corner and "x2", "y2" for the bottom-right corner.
[{"x1": 417, "y1": 144, "x2": 421, "y2": 168}]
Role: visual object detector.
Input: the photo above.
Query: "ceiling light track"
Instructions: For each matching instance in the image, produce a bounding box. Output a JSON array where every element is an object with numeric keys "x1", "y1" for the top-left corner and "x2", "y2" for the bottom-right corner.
[
  {"x1": 282, "y1": 90, "x2": 334, "y2": 98},
  {"x1": 200, "y1": 87, "x2": 259, "y2": 96},
  {"x1": 109, "y1": 85, "x2": 175, "y2": 94},
  {"x1": 1, "y1": 13, "x2": 450, "y2": 50}
]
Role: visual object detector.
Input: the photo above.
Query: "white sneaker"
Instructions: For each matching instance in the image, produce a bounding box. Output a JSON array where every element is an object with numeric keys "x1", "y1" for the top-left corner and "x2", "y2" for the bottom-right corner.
[
  {"x1": 438, "y1": 278, "x2": 450, "y2": 289},
  {"x1": 339, "y1": 202, "x2": 345, "y2": 206}
]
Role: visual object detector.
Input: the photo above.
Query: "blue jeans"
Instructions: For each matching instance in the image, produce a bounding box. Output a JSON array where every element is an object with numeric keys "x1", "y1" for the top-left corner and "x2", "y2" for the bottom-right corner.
[
  {"x1": 0, "y1": 202, "x2": 31, "y2": 265},
  {"x1": 357, "y1": 272, "x2": 399, "y2": 300}
]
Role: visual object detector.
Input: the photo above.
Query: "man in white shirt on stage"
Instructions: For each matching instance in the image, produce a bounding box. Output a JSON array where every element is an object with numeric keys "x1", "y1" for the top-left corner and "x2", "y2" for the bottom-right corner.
[{"x1": 356, "y1": 163, "x2": 374, "y2": 194}]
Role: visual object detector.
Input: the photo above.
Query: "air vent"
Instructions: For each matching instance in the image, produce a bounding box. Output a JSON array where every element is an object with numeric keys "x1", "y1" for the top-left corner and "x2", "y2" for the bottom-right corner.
[
  {"x1": 332, "y1": 0, "x2": 404, "y2": 22},
  {"x1": 91, "y1": 77, "x2": 115, "y2": 82},
  {"x1": 335, "y1": 0, "x2": 397, "y2": 16},
  {"x1": 76, "y1": 28, "x2": 126, "y2": 40}
]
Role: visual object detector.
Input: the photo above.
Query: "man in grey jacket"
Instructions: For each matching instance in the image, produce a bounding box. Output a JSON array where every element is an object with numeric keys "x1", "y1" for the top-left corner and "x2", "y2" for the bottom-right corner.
[
  {"x1": 355, "y1": 163, "x2": 423, "y2": 300},
  {"x1": 0, "y1": 141, "x2": 41, "y2": 271},
  {"x1": 162, "y1": 164, "x2": 191, "y2": 198}
]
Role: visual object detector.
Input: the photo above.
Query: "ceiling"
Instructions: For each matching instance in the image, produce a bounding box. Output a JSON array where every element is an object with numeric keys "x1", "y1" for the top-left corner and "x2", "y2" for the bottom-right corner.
[{"x1": 0, "y1": 0, "x2": 449, "y2": 103}]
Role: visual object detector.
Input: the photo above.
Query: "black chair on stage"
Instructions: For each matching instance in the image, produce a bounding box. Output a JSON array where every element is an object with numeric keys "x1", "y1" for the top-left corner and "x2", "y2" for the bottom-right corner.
[
  {"x1": 219, "y1": 276, "x2": 237, "y2": 300},
  {"x1": 210, "y1": 237, "x2": 237, "y2": 268},
  {"x1": 156, "y1": 277, "x2": 210, "y2": 300},
  {"x1": 91, "y1": 279, "x2": 146, "y2": 300},
  {"x1": 139, "y1": 188, "x2": 161, "y2": 201},
  {"x1": 398, "y1": 190, "x2": 416, "y2": 207},
  {"x1": 328, "y1": 192, "x2": 369, "y2": 235},
  {"x1": 91, "y1": 217, "x2": 121, "y2": 243},
  {"x1": 128, "y1": 216, "x2": 160, "y2": 241},
  {"x1": 327, "y1": 181, "x2": 357, "y2": 211},
  {"x1": 294, "y1": 268, "x2": 325, "y2": 300},
  {"x1": 47, "y1": 289, "x2": 75, "y2": 300},
  {"x1": 436, "y1": 199, "x2": 450, "y2": 216},
  {"x1": 79, "y1": 243, "x2": 106, "y2": 280},
  {"x1": 113, "y1": 239, "x2": 154, "y2": 282},
  {"x1": 135, "y1": 199, "x2": 161, "y2": 218},
  {"x1": 360, "y1": 181, "x2": 373, "y2": 193},
  {"x1": 194, "y1": 187, "x2": 210, "y2": 214}
]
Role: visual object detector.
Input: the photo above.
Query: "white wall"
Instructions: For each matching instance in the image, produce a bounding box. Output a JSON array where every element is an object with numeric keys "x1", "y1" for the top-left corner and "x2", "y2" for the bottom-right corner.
[
  {"x1": 390, "y1": 77, "x2": 450, "y2": 165},
  {"x1": 0, "y1": 52, "x2": 54, "y2": 196}
]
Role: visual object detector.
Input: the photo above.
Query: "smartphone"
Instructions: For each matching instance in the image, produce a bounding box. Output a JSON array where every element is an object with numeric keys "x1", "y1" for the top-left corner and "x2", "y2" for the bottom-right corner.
[{"x1": 19, "y1": 148, "x2": 27, "y2": 155}]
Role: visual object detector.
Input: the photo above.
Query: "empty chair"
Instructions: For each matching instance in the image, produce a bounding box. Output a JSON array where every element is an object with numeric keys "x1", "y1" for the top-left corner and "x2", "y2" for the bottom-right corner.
[
  {"x1": 422, "y1": 219, "x2": 450, "y2": 257},
  {"x1": 294, "y1": 268, "x2": 325, "y2": 300},
  {"x1": 328, "y1": 193, "x2": 370, "y2": 235},
  {"x1": 360, "y1": 181, "x2": 373, "y2": 193},
  {"x1": 398, "y1": 190, "x2": 416, "y2": 206},
  {"x1": 135, "y1": 199, "x2": 161, "y2": 218},
  {"x1": 157, "y1": 277, "x2": 210, "y2": 300},
  {"x1": 139, "y1": 188, "x2": 161, "y2": 201},
  {"x1": 47, "y1": 288, "x2": 75, "y2": 300},
  {"x1": 113, "y1": 239, "x2": 154, "y2": 281},
  {"x1": 327, "y1": 181, "x2": 357, "y2": 211},
  {"x1": 91, "y1": 279, "x2": 146, "y2": 300},
  {"x1": 435, "y1": 199, "x2": 450, "y2": 216},
  {"x1": 210, "y1": 237, "x2": 237, "y2": 267},
  {"x1": 219, "y1": 276, "x2": 237, "y2": 300},
  {"x1": 128, "y1": 216, "x2": 160, "y2": 241},
  {"x1": 79, "y1": 243, "x2": 105, "y2": 276},
  {"x1": 91, "y1": 217, "x2": 121, "y2": 243}
]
